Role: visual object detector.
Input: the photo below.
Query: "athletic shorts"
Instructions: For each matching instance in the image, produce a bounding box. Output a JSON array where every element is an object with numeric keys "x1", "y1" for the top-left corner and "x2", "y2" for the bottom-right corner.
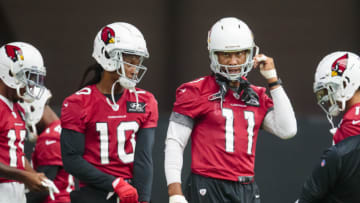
[
  {"x1": 184, "y1": 173, "x2": 261, "y2": 203},
  {"x1": 0, "y1": 182, "x2": 26, "y2": 203}
]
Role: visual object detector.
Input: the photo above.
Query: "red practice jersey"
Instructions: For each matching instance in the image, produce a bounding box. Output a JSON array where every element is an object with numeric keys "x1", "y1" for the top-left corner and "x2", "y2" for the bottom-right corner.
[
  {"x1": 61, "y1": 85, "x2": 158, "y2": 179},
  {"x1": 173, "y1": 75, "x2": 273, "y2": 181},
  {"x1": 333, "y1": 103, "x2": 360, "y2": 144},
  {"x1": 0, "y1": 97, "x2": 26, "y2": 183},
  {"x1": 32, "y1": 120, "x2": 74, "y2": 203}
]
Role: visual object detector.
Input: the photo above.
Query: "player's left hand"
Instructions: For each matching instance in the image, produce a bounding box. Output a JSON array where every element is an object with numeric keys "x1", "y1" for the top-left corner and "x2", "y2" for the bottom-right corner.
[
  {"x1": 253, "y1": 54, "x2": 278, "y2": 80},
  {"x1": 112, "y1": 177, "x2": 138, "y2": 203},
  {"x1": 41, "y1": 178, "x2": 60, "y2": 200}
]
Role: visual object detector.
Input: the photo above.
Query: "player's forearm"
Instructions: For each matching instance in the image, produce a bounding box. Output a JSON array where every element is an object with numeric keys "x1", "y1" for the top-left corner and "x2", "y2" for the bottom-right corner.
[
  {"x1": 133, "y1": 128, "x2": 155, "y2": 202},
  {"x1": 0, "y1": 162, "x2": 29, "y2": 181},
  {"x1": 61, "y1": 128, "x2": 115, "y2": 191},
  {"x1": 24, "y1": 158, "x2": 36, "y2": 173},
  {"x1": 264, "y1": 86, "x2": 297, "y2": 139}
]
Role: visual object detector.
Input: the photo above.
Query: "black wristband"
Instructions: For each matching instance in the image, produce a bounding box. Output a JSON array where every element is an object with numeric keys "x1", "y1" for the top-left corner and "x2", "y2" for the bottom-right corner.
[{"x1": 268, "y1": 78, "x2": 282, "y2": 88}]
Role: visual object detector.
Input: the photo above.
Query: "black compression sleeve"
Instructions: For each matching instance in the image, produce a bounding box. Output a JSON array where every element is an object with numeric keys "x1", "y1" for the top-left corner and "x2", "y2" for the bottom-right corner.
[
  {"x1": 60, "y1": 128, "x2": 116, "y2": 191},
  {"x1": 298, "y1": 146, "x2": 340, "y2": 202},
  {"x1": 26, "y1": 165, "x2": 59, "y2": 203},
  {"x1": 37, "y1": 165, "x2": 59, "y2": 180},
  {"x1": 133, "y1": 128, "x2": 155, "y2": 202}
]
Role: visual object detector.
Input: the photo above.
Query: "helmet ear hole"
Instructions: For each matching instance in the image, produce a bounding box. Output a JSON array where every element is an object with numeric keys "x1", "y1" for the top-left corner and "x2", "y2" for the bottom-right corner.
[
  {"x1": 343, "y1": 81, "x2": 347, "y2": 89},
  {"x1": 8, "y1": 70, "x2": 13, "y2": 77},
  {"x1": 30, "y1": 105, "x2": 35, "y2": 112},
  {"x1": 104, "y1": 50, "x2": 110, "y2": 59}
]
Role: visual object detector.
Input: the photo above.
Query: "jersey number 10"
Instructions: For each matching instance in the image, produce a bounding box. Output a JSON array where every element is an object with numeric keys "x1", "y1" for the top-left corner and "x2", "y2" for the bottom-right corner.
[{"x1": 96, "y1": 122, "x2": 139, "y2": 164}]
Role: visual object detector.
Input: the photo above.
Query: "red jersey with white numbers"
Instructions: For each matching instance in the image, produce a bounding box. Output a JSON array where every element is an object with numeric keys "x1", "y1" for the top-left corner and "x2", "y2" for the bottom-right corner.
[
  {"x1": 60, "y1": 85, "x2": 158, "y2": 179},
  {"x1": 32, "y1": 120, "x2": 74, "y2": 203},
  {"x1": 0, "y1": 96, "x2": 26, "y2": 183},
  {"x1": 333, "y1": 103, "x2": 360, "y2": 144},
  {"x1": 173, "y1": 75, "x2": 273, "y2": 181}
]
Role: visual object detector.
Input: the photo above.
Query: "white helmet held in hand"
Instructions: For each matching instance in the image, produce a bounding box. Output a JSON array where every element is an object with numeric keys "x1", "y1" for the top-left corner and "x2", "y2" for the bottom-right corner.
[
  {"x1": 314, "y1": 51, "x2": 360, "y2": 117},
  {"x1": 19, "y1": 88, "x2": 52, "y2": 141},
  {"x1": 208, "y1": 17, "x2": 259, "y2": 81},
  {"x1": 92, "y1": 22, "x2": 149, "y2": 89},
  {"x1": 0, "y1": 42, "x2": 46, "y2": 102}
]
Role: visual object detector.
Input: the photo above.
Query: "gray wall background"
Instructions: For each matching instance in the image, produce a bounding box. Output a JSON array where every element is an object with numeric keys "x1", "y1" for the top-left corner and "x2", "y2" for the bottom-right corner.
[{"x1": 1, "y1": 0, "x2": 359, "y2": 202}]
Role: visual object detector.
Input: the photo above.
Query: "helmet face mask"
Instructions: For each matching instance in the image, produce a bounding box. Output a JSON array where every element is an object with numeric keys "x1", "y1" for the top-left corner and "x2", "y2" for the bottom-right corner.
[
  {"x1": 314, "y1": 82, "x2": 341, "y2": 117},
  {"x1": 0, "y1": 42, "x2": 46, "y2": 102},
  {"x1": 211, "y1": 48, "x2": 259, "y2": 80},
  {"x1": 208, "y1": 17, "x2": 258, "y2": 81},
  {"x1": 110, "y1": 49, "x2": 147, "y2": 88},
  {"x1": 16, "y1": 67, "x2": 46, "y2": 101}
]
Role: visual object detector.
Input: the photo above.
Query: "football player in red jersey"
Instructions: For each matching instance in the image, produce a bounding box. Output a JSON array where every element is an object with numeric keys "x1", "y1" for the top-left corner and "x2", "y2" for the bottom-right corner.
[
  {"x1": 20, "y1": 88, "x2": 73, "y2": 203},
  {"x1": 164, "y1": 17, "x2": 297, "y2": 203},
  {"x1": 313, "y1": 52, "x2": 360, "y2": 144},
  {"x1": 295, "y1": 52, "x2": 360, "y2": 202},
  {"x1": 60, "y1": 22, "x2": 158, "y2": 203},
  {"x1": 0, "y1": 42, "x2": 50, "y2": 203}
]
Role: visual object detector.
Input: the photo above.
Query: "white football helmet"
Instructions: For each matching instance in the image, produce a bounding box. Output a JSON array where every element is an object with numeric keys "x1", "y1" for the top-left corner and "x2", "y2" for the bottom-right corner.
[
  {"x1": 19, "y1": 88, "x2": 52, "y2": 141},
  {"x1": 0, "y1": 42, "x2": 46, "y2": 102},
  {"x1": 314, "y1": 51, "x2": 360, "y2": 118},
  {"x1": 92, "y1": 22, "x2": 149, "y2": 89},
  {"x1": 208, "y1": 17, "x2": 259, "y2": 81}
]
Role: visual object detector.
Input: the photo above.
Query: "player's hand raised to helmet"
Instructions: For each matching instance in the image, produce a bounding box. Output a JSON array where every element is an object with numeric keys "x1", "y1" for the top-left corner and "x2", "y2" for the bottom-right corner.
[{"x1": 253, "y1": 54, "x2": 278, "y2": 81}]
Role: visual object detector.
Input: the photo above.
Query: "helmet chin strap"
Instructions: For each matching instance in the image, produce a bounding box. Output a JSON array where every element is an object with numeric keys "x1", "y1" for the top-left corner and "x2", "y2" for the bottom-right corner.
[
  {"x1": 326, "y1": 113, "x2": 335, "y2": 130},
  {"x1": 109, "y1": 76, "x2": 142, "y2": 111},
  {"x1": 119, "y1": 77, "x2": 143, "y2": 111},
  {"x1": 109, "y1": 80, "x2": 121, "y2": 111}
]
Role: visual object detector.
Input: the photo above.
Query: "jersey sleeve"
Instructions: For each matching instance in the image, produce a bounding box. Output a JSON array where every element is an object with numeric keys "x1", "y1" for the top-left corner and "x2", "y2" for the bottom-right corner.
[
  {"x1": 172, "y1": 84, "x2": 203, "y2": 119},
  {"x1": 141, "y1": 94, "x2": 159, "y2": 128},
  {"x1": 259, "y1": 87, "x2": 274, "y2": 113},
  {"x1": 333, "y1": 117, "x2": 360, "y2": 144},
  {"x1": 60, "y1": 95, "x2": 86, "y2": 133},
  {"x1": 299, "y1": 146, "x2": 340, "y2": 202},
  {"x1": 33, "y1": 135, "x2": 62, "y2": 167}
]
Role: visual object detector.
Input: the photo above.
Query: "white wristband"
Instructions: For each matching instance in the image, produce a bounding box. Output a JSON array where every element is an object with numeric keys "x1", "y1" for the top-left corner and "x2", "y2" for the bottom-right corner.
[
  {"x1": 169, "y1": 195, "x2": 188, "y2": 203},
  {"x1": 260, "y1": 69, "x2": 277, "y2": 79}
]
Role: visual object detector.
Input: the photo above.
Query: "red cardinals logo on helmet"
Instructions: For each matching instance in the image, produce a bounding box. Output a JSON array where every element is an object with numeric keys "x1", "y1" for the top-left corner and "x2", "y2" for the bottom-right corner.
[
  {"x1": 331, "y1": 53, "x2": 348, "y2": 77},
  {"x1": 5, "y1": 45, "x2": 24, "y2": 62},
  {"x1": 101, "y1": 26, "x2": 115, "y2": 45}
]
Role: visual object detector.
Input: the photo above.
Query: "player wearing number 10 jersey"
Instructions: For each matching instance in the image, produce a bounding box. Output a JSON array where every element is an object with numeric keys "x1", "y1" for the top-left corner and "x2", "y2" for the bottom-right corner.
[
  {"x1": 61, "y1": 84, "x2": 157, "y2": 179},
  {"x1": 165, "y1": 17, "x2": 297, "y2": 203},
  {"x1": 60, "y1": 22, "x2": 157, "y2": 203}
]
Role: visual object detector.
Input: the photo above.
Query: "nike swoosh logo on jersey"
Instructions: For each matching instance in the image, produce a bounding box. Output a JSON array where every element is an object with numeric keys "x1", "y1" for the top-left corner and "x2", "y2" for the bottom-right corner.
[
  {"x1": 64, "y1": 103, "x2": 68, "y2": 107},
  {"x1": 14, "y1": 123, "x2": 23, "y2": 126},
  {"x1": 45, "y1": 140, "x2": 57, "y2": 145},
  {"x1": 352, "y1": 120, "x2": 360, "y2": 125},
  {"x1": 179, "y1": 88, "x2": 186, "y2": 93}
]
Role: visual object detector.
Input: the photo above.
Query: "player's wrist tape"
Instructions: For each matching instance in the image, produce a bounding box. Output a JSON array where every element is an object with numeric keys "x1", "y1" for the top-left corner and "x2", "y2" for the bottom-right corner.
[
  {"x1": 260, "y1": 69, "x2": 277, "y2": 79},
  {"x1": 169, "y1": 195, "x2": 188, "y2": 203},
  {"x1": 268, "y1": 78, "x2": 282, "y2": 88}
]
